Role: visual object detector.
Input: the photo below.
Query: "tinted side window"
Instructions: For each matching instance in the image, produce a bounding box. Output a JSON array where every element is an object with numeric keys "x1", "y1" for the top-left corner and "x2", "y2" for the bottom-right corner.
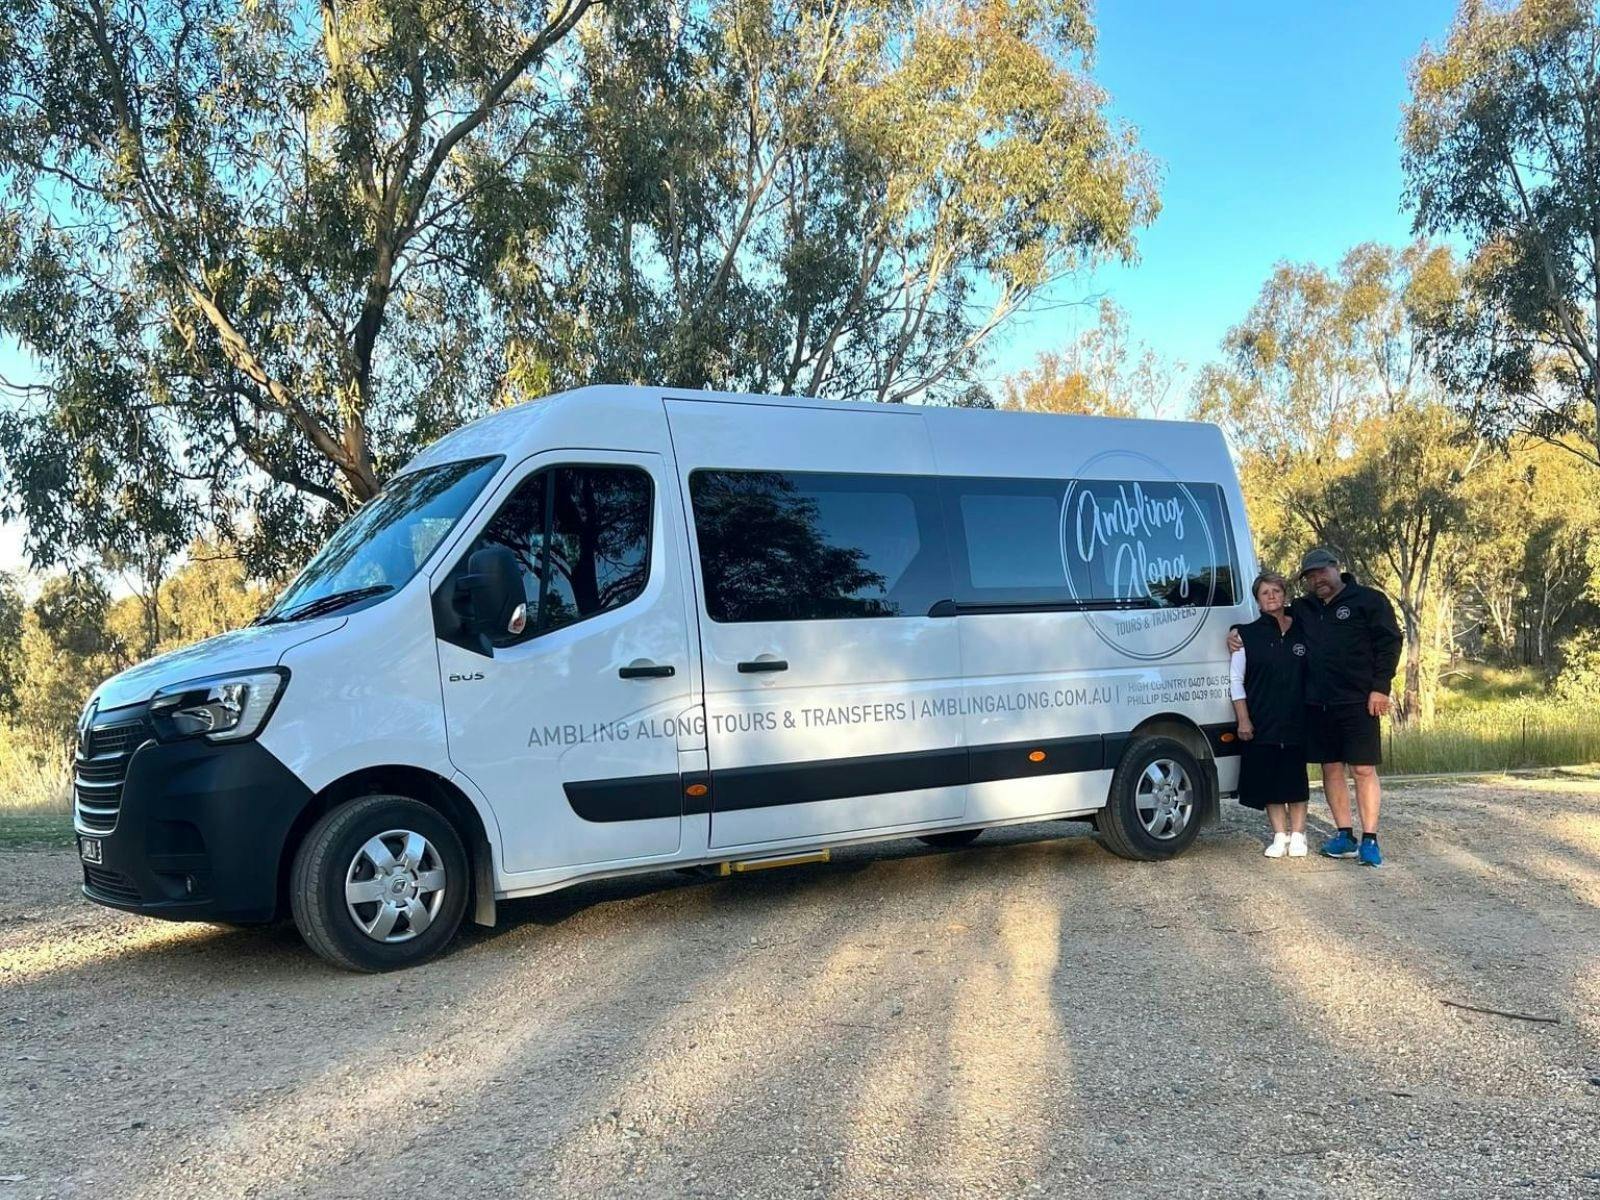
[
  {"x1": 465, "y1": 464, "x2": 653, "y2": 644},
  {"x1": 947, "y1": 478, "x2": 1071, "y2": 607},
  {"x1": 541, "y1": 466, "x2": 653, "y2": 633},
  {"x1": 690, "y1": 470, "x2": 949, "y2": 622},
  {"x1": 945, "y1": 477, "x2": 1238, "y2": 609},
  {"x1": 472, "y1": 471, "x2": 548, "y2": 620}
]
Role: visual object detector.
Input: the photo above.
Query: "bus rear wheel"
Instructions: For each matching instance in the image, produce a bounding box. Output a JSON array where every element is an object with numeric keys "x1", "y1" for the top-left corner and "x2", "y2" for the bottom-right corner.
[
  {"x1": 290, "y1": 794, "x2": 470, "y2": 972},
  {"x1": 1096, "y1": 736, "x2": 1207, "y2": 861}
]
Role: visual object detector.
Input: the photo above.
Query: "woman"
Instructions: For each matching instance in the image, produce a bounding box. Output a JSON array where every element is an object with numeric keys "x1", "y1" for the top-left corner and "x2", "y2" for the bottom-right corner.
[{"x1": 1230, "y1": 571, "x2": 1311, "y2": 857}]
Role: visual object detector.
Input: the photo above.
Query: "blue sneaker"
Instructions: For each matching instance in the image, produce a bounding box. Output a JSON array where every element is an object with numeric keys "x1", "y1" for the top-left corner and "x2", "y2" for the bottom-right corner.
[
  {"x1": 1358, "y1": 838, "x2": 1383, "y2": 868},
  {"x1": 1321, "y1": 831, "x2": 1360, "y2": 859}
]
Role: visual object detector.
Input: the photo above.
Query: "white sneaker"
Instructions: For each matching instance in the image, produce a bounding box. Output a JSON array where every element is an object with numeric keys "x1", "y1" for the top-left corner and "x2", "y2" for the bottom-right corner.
[
  {"x1": 1288, "y1": 833, "x2": 1308, "y2": 858},
  {"x1": 1264, "y1": 833, "x2": 1290, "y2": 858}
]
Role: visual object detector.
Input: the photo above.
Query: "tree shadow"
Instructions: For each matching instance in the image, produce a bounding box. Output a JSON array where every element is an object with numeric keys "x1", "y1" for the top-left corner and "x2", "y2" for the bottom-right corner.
[{"x1": 8, "y1": 780, "x2": 1598, "y2": 1198}]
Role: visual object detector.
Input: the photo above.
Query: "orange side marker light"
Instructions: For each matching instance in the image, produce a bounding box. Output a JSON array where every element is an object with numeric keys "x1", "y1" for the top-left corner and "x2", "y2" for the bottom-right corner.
[
  {"x1": 686, "y1": 783, "x2": 709, "y2": 797},
  {"x1": 1220, "y1": 731, "x2": 1237, "y2": 743},
  {"x1": 1028, "y1": 750, "x2": 1047, "y2": 763}
]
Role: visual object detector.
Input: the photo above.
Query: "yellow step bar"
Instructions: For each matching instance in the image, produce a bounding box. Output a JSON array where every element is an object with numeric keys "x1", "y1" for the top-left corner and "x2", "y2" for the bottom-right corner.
[{"x1": 717, "y1": 848, "x2": 831, "y2": 875}]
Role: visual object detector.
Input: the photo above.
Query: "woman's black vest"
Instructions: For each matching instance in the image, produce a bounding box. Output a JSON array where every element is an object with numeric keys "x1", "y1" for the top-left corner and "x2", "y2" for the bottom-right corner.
[{"x1": 1236, "y1": 613, "x2": 1310, "y2": 746}]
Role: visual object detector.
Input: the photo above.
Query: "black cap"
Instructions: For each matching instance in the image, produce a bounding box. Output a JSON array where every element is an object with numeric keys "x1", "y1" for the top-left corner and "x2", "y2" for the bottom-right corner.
[{"x1": 1299, "y1": 546, "x2": 1340, "y2": 576}]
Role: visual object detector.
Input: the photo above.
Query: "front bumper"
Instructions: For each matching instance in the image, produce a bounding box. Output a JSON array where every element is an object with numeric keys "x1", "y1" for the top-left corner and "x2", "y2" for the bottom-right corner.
[{"x1": 77, "y1": 736, "x2": 315, "y2": 924}]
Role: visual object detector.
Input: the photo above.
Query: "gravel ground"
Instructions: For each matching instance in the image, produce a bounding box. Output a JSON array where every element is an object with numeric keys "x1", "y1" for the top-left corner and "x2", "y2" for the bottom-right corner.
[{"x1": 2, "y1": 774, "x2": 1599, "y2": 1200}]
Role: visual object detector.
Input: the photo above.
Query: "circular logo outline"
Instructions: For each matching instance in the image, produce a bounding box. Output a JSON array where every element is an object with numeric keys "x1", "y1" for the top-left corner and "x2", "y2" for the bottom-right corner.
[{"x1": 1058, "y1": 450, "x2": 1221, "y2": 662}]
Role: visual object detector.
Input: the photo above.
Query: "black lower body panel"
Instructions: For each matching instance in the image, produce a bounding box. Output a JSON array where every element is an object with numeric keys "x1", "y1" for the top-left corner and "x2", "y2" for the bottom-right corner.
[{"x1": 78, "y1": 738, "x2": 315, "y2": 924}]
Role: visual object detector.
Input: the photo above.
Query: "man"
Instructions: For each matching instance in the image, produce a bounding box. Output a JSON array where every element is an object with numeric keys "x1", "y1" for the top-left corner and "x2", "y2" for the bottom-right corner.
[{"x1": 1228, "y1": 547, "x2": 1402, "y2": 866}]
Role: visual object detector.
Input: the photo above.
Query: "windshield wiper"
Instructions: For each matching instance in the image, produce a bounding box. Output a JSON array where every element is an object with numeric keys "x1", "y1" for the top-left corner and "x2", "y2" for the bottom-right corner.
[{"x1": 262, "y1": 585, "x2": 394, "y2": 625}]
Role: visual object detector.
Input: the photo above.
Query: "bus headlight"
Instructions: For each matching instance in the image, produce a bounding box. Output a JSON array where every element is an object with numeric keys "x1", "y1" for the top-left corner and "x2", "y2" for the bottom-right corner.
[{"x1": 148, "y1": 669, "x2": 289, "y2": 744}]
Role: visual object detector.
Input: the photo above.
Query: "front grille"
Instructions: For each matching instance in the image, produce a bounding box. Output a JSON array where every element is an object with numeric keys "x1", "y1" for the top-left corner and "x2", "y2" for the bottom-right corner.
[
  {"x1": 82, "y1": 864, "x2": 141, "y2": 905},
  {"x1": 74, "y1": 716, "x2": 149, "y2": 834},
  {"x1": 85, "y1": 721, "x2": 143, "y2": 758}
]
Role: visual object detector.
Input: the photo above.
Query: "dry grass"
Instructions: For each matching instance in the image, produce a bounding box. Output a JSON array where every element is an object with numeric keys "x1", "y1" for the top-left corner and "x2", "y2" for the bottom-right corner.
[{"x1": 0, "y1": 727, "x2": 69, "y2": 815}]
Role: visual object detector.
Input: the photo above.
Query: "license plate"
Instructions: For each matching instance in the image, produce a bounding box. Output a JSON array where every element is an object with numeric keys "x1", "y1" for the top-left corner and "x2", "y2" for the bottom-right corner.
[{"x1": 79, "y1": 837, "x2": 102, "y2": 865}]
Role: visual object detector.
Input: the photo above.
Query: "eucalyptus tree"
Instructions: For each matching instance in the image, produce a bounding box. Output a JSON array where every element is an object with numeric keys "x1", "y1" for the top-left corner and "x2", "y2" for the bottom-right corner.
[
  {"x1": 1002, "y1": 299, "x2": 1180, "y2": 418},
  {"x1": 0, "y1": 0, "x2": 598, "y2": 572},
  {"x1": 1404, "y1": 0, "x2": 1600, "y2": 467},
  {"x1": 551, "y1": 0, "x2": 1158, "y2": 405},
  {"x1": 1196, "y1": 243, "x2": 1486, "y2": 723},
  {"x1": 0, "y1": 0, "x2": 1156, "y2": 577}
]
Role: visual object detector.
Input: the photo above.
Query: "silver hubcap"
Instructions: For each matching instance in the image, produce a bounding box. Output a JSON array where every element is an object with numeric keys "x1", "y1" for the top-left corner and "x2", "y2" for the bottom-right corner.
[
  {"x1": 344, "y1": 829, "x2": 446, "y2": 943},
  {"x1": 1136, "y1": 759, "x2": 1194, "y2": 840}
]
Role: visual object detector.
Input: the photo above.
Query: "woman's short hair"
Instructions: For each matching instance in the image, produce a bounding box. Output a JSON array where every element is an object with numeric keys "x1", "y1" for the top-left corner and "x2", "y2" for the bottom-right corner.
[{"x1": 1252, "y1": 570, "x2": 1290, "y2": 601}]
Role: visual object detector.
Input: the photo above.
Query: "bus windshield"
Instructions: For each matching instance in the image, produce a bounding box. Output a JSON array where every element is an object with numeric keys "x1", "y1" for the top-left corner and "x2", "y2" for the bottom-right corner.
[{"x1": 262, "y1": 457, "x2": 503, "y2": 623}]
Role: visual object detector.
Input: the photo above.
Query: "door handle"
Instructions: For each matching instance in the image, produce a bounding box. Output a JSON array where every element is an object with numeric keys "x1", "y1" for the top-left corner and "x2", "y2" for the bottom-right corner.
[
  {"x1": 737, "y1": 658, "x2": 788, "y2": 673},
  {"x1": 619, "y1": 660, "x2": 675, "y2": 679}
]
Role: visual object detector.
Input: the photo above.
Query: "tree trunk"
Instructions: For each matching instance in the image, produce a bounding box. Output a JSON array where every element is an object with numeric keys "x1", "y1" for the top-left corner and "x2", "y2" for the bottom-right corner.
[
  {"x1": 1592, "y1": 357, "x2": 1599, "y2": 469},
  {"x1": 1536, "y1": 574, "x2": 1553, "y2": 668},
  {"x1": 1399, "y1": 600, "x2": 1424, "y2": 728}
]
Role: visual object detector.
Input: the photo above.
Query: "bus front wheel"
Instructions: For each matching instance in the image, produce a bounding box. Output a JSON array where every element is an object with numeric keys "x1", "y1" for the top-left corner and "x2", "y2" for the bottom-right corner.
[
  {"x1": 290, "y1": 794, "x2": 470, "y2": 972},
  {"x1": 1096, "y1": 736, "x2": 1207, "y2": 861}
]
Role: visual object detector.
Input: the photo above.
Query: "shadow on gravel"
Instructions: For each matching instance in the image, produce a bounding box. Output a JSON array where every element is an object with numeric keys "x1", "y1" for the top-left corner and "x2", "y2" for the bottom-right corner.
[
  {"x1": 10, "y1": 784, "x2": 1599, "y2": 1200},
  {"x1": 0, "y1": 910, "x2": 316, "y2": 988},
  {"x1": 2, "y1": 824, "x2": 1100, "y2": 1005},
  {"x1": 117, "y1": 868, "x2": 877, "y2": 1198},
  {"x1": 475, "y1": 821, "x2": 1102, "y2": 936}
]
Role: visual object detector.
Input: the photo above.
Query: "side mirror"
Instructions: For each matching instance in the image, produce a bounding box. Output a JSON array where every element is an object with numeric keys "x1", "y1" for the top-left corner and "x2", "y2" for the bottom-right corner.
[{"x1": 457, "y1": 546, "x2": 527, "y2": 642}]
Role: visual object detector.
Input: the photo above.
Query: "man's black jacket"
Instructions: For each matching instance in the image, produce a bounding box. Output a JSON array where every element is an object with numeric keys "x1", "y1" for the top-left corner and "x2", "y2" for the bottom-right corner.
[{"x1": 1287, "y1": 573, "x2": 1403, "y2": 706}]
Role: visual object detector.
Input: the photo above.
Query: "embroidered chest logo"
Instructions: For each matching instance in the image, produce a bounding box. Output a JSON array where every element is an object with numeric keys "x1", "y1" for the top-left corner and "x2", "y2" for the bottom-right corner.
[
  {"x1": 1335, "y1": 606, "x2": 1351, "y2": 620},
  {"x1": 1292, "y1": 643, "x2": 1307, "y2": 656}
]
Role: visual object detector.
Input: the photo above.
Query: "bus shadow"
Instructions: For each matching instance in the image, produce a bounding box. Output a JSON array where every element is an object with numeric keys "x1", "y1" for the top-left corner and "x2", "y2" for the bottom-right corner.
[{"x1": 476, "y1": 820, "x2": 1106, "y2": 937}]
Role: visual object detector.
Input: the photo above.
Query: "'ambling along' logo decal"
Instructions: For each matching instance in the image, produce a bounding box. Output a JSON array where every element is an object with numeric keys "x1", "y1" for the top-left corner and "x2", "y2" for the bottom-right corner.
[{"x1": 1059, "y1": 455, "x2": 1226, "y2": 662}]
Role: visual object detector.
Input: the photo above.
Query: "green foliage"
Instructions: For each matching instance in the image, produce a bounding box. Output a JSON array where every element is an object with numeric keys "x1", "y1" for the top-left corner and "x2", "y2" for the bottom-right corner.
[
  {"x1": 15, "y1": 575, "x2": 124, "y2": 757},
  {"x1": 1551, "y1": 626, "x2": 1600, "y2": 703},
  {"x1": 0, "y1": 543, "x2": 272, "y2": 808},
  {"x1": 552, "y1": 0, "x2": 1157, "y2": 403},
  {"x1": 0, "y1": 571, "x2": 22, "y2": 713},
  {"x1": 1404, "y1": 0, "x2": 1600, "y2": 464},
  {"x1": 0, "y1": 0, "x2": 1157, "y2": 580},
  {"x1": 0, "y1": 725, "x2": 71, "y2": 815},
  {"x1": 1439, "y1": 663, "x2": 1549, "y2": 708},
  {"x1": 1195, "y1": 242, "x2": 1482, "y2": 724},
  {"x1": 1377, "y1": 702, "x2": 1600, "y2": 774},
  {"x1": 0, "y1": 809, "x2": 74, "y2": 846},
  {"x1": 1318, "y1": 403, "x2": 1484, "y2": 724},
  {"x1": 1309, "y1": 664, "x2": 1600, "y2": 775},
  {"x1": 0, "y1": 0, "x2": 600, "y2": 575},
  {"x1": 1454, "y1": 437, "x2": 1600, "y2": 664}
]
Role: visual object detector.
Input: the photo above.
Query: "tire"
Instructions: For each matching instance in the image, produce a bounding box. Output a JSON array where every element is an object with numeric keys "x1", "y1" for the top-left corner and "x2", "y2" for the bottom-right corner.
[
  {"x1": 918, "y1": 828, "x2": 983, "y2": 849},
  {"x1": 290, "y1": 794, "x2": 470, "y2": 972},
  {"x1": 1096, "y1": 735, "x2": 1208, "y2": 862}
]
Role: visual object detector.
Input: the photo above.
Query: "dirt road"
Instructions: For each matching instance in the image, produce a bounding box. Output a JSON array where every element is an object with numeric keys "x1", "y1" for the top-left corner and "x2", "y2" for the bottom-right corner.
[{"x1": 3, "y1": 774, "x2": 1599, "y2": 1199}]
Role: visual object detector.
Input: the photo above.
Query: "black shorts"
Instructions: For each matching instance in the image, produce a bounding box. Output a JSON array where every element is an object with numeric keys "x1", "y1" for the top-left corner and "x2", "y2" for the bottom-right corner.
[
  {"x1": 1237, "y1": 741, "x2": 1310, "y2": 810},
  {"x1": 1305, "y1": 703, "x2": 1382, "y2": 766}
]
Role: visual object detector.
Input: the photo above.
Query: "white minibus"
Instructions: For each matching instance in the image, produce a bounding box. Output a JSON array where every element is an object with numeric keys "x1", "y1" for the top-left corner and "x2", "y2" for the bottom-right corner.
[{"x1": 73, "y1": 387, "x2": 1253, "y2": 970}]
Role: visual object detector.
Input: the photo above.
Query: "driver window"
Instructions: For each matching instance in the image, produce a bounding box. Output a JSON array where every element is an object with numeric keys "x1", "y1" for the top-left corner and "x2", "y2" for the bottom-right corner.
[{"x1": 468, "y1": 464, "x2": 654, "y2": 645}]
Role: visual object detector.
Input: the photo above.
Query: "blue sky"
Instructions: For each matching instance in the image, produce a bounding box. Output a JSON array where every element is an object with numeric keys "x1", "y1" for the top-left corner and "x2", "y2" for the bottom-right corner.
[
  {"x1": 0, "y1": 0, "x2": 1463, "y2": 577},
  {"x1": 989, "y1": 0, "x2": 1461, "y2": 382}
]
